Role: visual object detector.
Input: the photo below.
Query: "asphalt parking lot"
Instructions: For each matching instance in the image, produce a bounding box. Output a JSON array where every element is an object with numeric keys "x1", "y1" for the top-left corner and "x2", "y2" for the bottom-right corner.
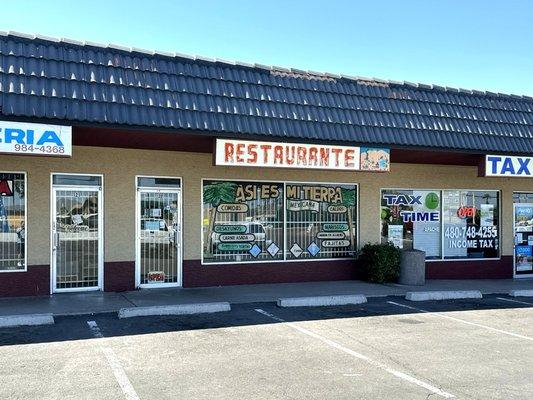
[{"x1": 0, "y1": 295, "x2": 532, "y2": 400}]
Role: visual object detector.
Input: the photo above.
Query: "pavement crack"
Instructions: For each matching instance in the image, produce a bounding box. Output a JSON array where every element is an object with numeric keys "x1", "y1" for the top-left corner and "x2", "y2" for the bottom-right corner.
[{"x1": 119, "y1": 293, "x2": 138, "y2": 307}]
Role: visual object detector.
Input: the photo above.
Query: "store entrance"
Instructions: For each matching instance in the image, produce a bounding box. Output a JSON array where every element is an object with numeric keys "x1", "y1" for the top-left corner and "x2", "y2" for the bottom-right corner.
[
  {"x1": 136, "y1": 177, "x2": 182, "y2": 288},
  {"x1": 513, "y1": 203, "x2": 533, "y2": 278},
  {"x1": 51, "y1": 174, "x2": 103, "y2": 292}
]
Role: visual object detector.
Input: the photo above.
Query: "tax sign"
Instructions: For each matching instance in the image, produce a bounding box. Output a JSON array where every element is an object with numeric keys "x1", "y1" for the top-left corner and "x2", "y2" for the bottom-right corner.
[
  {"x1": 485, "y1": 155, "x2": 533, "y2": 177},
  {"x1": 0, "y1": 120, "x2": 72, "y2": 157}
]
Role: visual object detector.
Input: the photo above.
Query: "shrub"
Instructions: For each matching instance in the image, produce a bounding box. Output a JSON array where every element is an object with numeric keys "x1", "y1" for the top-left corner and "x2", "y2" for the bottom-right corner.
[{"x1": 358, "y1": 243, "x2": 401, "y2": 283}]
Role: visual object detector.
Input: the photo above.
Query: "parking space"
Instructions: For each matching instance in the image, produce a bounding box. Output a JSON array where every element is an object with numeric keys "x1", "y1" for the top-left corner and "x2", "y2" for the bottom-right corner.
[
  {"x1": 256, "y1": 297, "x2": 533, "y2": 399},
  {"x1": 0, "y1": 331, "x2": 126, "y2": 400},
  {"x1": 0, "y1": 296, "x2": 531, "y2": 399}
]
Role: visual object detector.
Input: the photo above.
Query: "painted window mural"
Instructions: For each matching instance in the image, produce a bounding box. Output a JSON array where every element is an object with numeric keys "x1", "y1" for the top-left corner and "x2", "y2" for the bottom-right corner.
[
  {"x1": 202, "y1": 180, "x2": 358, "y2": 264},
  {"x1": 380, "y1": 189, "x2": 499, "y2": 260},
  {"x1": 285, "y1": 183, "x2": 357, "y2": 260},
  {"x1": 0, "y1": 172, "x2": 26, "y2": 271},
  {"x1": 202, "y1": 180, "x2": 284, "y2": 263}
]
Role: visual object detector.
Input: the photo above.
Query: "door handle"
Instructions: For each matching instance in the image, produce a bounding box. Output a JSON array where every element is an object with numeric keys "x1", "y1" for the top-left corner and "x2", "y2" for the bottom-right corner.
[
  {"x1": 53, "y1": 232, "x2": 60, "y2": 250},
  {"x1": 174, "y1": 229, "x2": 179, "y2": 248}
]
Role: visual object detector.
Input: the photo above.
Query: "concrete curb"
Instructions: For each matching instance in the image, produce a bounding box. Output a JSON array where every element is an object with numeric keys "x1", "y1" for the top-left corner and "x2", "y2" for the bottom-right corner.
[
  {"x1": 277, "y1": 294, "x2": 367, "y2": 307},
  {"x1": 405, "y1": 290, "x2": 483, "y2": 302},
  {"x1": 118, "y1": 302, "x2": 231, "y2": 319},
  {"x1": 509, "y1": 289, "x2": 533, "y2": 297},
  {"x1": 0, "y1": 313, "x2": 54, "y2": 328}
]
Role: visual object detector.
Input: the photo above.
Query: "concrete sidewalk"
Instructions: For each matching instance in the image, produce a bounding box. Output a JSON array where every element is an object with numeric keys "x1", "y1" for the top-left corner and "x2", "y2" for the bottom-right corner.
[{"x1": 0, "y1": 279, "x2": 532, "y2": 317}]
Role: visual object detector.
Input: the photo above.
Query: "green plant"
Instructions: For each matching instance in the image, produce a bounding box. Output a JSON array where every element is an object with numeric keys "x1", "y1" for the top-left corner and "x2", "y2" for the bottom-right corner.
[{"x1": 358, "y1": 243, "x2": 401, "y2": 283}]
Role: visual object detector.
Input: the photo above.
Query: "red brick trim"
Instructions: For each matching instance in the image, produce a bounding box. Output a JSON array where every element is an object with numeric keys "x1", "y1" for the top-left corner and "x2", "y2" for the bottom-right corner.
[
  {"x1": 104, "y1": 261, "x2": 135, "y2": 292},
  {"x1": 0, "y1": 257, "x2": 516, "y2": 297},
  {"x1": 425, "y1": 256, "x2": 513, "y2": 279},
  {"x1": 183, "y1": 259, "x2": 359, "y2": 287},
  {"x1": 0, "y1": 265, "x2": 50, "y2": 297}
]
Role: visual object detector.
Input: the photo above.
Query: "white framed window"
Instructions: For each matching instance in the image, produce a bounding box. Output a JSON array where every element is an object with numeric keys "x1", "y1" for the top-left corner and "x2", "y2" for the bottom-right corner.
[
  {"x1": 0, "y1": 172, "x2": 27, "y2": 271},
  {"x1": 442, "y1": 190, "x2": 499, "y2": 260},
  {"x1": 380, "y1": 188, "x2": 500, "y2": 261}
]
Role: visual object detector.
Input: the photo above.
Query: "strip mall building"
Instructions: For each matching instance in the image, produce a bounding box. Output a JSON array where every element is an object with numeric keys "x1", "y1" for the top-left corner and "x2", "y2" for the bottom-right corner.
[{"x1": 1, "y1": 32, "x2": 533, "y2": 297}]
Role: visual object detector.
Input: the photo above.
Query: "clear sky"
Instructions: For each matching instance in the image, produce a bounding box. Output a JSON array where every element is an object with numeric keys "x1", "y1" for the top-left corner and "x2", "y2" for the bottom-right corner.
[{"x1": 3, "y1": 0, "x2": 533, "y2": 95}]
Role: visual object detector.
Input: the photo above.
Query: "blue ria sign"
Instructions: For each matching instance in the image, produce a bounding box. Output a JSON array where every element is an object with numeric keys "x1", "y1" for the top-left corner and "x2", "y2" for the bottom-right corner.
[
  {"x1": 0, "y1": 120, "x2": 72, "y2": 157},
  {"x1": 485, "y1": 155, "x2": 533, "y2": 177}
]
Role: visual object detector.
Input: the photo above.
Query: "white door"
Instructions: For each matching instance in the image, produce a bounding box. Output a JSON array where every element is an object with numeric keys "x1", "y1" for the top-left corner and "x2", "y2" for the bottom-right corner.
[
  {"x1": 136, "y1": 188, "x2": 181, "y2": 287},
  {"x1": 52, "y1": 186, "x2": 103, "y2": 292},
  {"x1": 513, "y1": 203, "x2": 533, "y2": 278}
]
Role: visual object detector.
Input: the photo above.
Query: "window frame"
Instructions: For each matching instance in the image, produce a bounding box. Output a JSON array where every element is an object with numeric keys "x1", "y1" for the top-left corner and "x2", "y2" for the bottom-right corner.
[
  {"x1": 379, "y1": 187, "x2": 501, "y2": 262},
  {"x1": 379, "y1": 188, "x2": 443, "y2": 260},
  {"x1": 201, "y1": 178, "x2": 359, "y2": 265},
  {"x1": 0, "y1": 171, "x2": 28, "y2": 273},
  {"x1": 50, "y1": 172, "x2": 105, "y2": 293},
  {"x1": 512, "y1": 191, "x2": 533, "y2": 203},
  {"x1": 137, "y1": 176, "x2": 182, "y2": 189},
  {"x1": 135, "y1": 174, "x2": 183, "y2": 288}
]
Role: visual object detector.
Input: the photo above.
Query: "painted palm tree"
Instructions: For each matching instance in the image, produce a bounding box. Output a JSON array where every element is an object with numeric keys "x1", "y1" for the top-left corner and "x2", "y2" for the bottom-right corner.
[
  {"x1": 203, "y1": 181, "x2": 237, "y2": 254},
  {"x1": 341, "y1": 187, "x2": 356, "y2": 250}
]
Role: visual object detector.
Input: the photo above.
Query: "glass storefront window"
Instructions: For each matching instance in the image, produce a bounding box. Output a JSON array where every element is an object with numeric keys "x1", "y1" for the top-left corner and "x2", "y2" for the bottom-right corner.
[
  {"x1": 381, "y1": 188, "x2": 500, "y2": 260},
  {"x1": 512, "y1": 192, "x2": 533, "y2": 276},
  {"x1": 286, "y1": 183, "x2": 357, "y2": 259},
  {"x1": 202, "y1": 180, "x2": 284, "y2": 263},
  {"x1": 380, "y1": 189, "x2": 441, "y2": 259},
  {"x1": 442, "y1": 190, "x2": 499, "y2": 259},
  {"x1": 0, "y1": 172, "x2": 26, "y2": 271},
  {"x1": 53, "y1": 174, "x2": 102, "y2": 186},
  {"x1": 202, "y1": 180, "x2": 358, "y2": 263},
  {"x1": 137, "y1": 177, "x2": 181, "y2": 188},
  {"x1": 513, "y1": 192, "x2": 533, "y2": 204},
  {"x1": 513, "y1": 202, "x2": 533, "y2": 275}
]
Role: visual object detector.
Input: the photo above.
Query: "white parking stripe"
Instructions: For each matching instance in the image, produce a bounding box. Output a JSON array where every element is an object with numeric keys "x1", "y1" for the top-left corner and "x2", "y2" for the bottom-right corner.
[
  {"x1": 86, "y1": 321, "x2": 140, "y2": 400},
  {"x1": 101, "y1": 347, "x2": 141, "y2": 400},
  {"x1": 388, "y1": 301, "x2": 533, "y2": 342},
  {"x1": 87, "y1": 320, "x2": 103, "y2": 338},
  {"x1": 497, "y1": 297, "x2": 533, "y2": 306},
  {"x1": 254, "y1": 308, "x2": 455, "y2": 399}
]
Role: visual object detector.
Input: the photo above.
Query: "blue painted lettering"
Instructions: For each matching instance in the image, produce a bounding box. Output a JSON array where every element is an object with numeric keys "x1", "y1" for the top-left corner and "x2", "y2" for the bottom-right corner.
[
  {"x1": 501, "y1": 158, "x2": 515, "y2": 175},
  {"x1": 36, "y1": 130, "x2": 63, "y2": 146},
  {"x1": 383, "y1": 194, "x2": 396, "y2": 206},
  {"x1": 400, "y1": 211, "x2": 440, "y2": 223},
  {"x1": 5, "y1": 128, "x2": 25, "y2": 144},
  {"x1": 383, "y1": 194, "x2": 423, "y2": 206},
  {"x1": 517, "y1": 158, "x2": 531, "y2": 175},
  {"x1": 410, "y1": 195, "x2": 422, "y2": 205},
  {"x1": 395, "y1": 195, "x2": 409, "y2": 205},
  {"x1": 26, "y1": 129, "x2": 34, "y2": 145},
  {"x1": 486, "y1": 156, "x2": 501, "y2": 175}
]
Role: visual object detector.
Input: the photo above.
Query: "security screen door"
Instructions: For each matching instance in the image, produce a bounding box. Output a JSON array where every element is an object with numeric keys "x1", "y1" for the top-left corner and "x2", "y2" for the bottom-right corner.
[
  {"x1": 52, "y1": 185, "x2": 103, "y2": 292},
  {"x1": 137, "y1": 189, "x2": 181, "y2": 287}
]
